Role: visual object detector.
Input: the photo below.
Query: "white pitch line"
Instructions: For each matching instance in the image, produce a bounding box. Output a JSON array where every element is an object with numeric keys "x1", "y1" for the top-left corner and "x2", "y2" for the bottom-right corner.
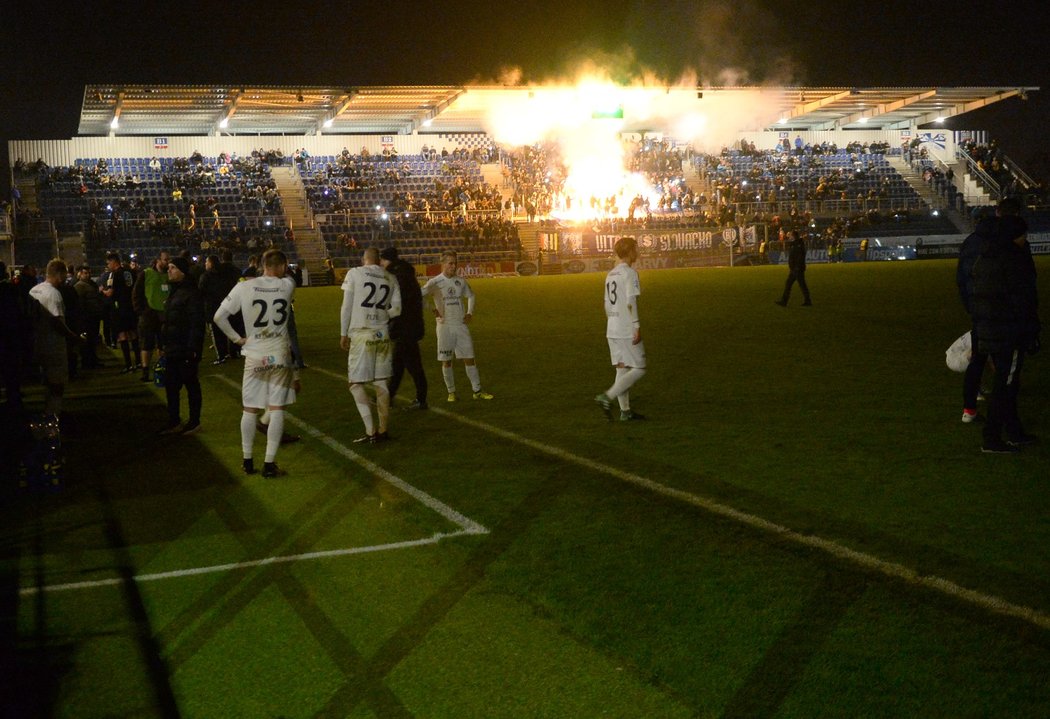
[
  {"x1": 19, "y1": 377, "x2": 490, "y2": 597},
  {"x1": 19, "y1": 531, "x2": 474, "y2": 597},
  {"x1": 310, "y1": 365, "x2": 1050, "y2": 631},
  {"x1": 211, "y1": 374, "x2": 488, "y2": 536}
]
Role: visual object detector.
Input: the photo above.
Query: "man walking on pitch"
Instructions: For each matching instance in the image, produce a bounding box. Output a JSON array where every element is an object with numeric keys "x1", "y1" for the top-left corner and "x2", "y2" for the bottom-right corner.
[
  {"x1": 422, "y1": 251, "x2": 494, "y2": 402},
  {"x1": 380, "y1": 247, "x2": 428, "y2": 409},
  {"x1": 595, "y1": 236, "x2": 646, "y2": 421},
  {"x1": 774, "y1": 230, "x2": 812, "y2": 307},
  {"x1": 340, "y1": 247, "x2": 402, "y2": 443},
  {"x1": 214, "y1": 249, "x2": 299, "y2": 477}
]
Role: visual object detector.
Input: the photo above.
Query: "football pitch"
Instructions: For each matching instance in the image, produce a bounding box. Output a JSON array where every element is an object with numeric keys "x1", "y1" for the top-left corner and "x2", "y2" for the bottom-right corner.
[{"x1": 4, "y1": 258, "x2": 1050, "y2": 717}]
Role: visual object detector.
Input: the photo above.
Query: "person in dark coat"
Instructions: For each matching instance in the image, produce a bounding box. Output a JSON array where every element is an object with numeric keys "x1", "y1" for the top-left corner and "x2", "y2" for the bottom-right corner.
[
  {"x1": 73, "y1": 265, "x2": 104, "y2": 369},
  {"x1": 956, "y1": 205, "x2": 1003, "y2": 422},
  {"x1": 774, "y1": 230, "x2": 812, "y2": 307},
  {"x1": 158, "y1": 256, "x2": 206, "y2": 435},
  {"x1": 380, "y1": 247, "x2": 428, "y2": 409},
  {"x1": 971, "y1": 213, "x2": 1040, "y2": 453},
  {"x1": 199, "y1": 255, "x2": 234, "y2": 364},
  {"x1": 216, "y1": 249, "x2": 244, "y2": 358}
]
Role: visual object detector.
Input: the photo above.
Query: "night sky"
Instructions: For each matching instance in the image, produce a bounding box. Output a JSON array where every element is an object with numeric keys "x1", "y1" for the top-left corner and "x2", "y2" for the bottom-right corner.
[{"x1": 5, "y1": 0, "x2": 1050, "y2": 189}]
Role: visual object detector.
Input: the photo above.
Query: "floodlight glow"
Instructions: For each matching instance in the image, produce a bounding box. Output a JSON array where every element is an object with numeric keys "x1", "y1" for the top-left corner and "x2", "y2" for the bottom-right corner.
[
  {"x1": 375, "y1": 205, "x2": 381, "y2": 211},
  {"x1": 778, "y1": 117, "x2": 787, "y2": 124},
  {"x1": 381, "y1": 213, "x2": 388, "y2": 220},
  {"x1": 265, "y1": 220, "x2": 272, "y2": 226},
  {"x1": 932, "y1": 210, "x2": 940, "y2": 216},
  {"x1": 219, "y1": 117, "x2": 229, "y2": 128},
  {"x1": 935, "y1": 116, "x2": 946, "y2": 123},
  {"x1": 858, "y1": 117, "x2": 868, "y2": 124},
  {"x1": 422, "y1": 119, "x2": 432, "y2": 127},
  {"x1": 110, "y1": 118, "x2": 119, "y2": 129},
  {"x1": 323, "y1": 118, "x2": 334, "y2": 128}
]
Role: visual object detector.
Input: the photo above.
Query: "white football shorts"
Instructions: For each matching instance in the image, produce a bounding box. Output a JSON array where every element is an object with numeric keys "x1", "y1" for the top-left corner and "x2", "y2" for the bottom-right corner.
[
  {"x1": 347, "y1": 328, "x2": 393, "y2": 383},
  {"x1": 242, "y1": 354, "x2": 297, "y2": 409},
  {"x1": 436, "y1": 321, "x2": 474, "y2": 362},
  {"x1": 607, "y1": 337, "x2": 646, "y2": 369}
]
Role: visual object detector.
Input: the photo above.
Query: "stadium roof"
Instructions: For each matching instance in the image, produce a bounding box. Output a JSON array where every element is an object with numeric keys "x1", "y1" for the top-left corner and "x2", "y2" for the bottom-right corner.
[{"x1": 78, "y1": 84, "x2": 1038, "y2": 137}]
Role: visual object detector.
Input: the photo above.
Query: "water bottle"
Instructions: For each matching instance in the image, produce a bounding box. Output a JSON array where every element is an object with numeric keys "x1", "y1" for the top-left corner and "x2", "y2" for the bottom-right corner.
[{"x1": 154, "y1": 356, "x2": 167, "y2": 387}]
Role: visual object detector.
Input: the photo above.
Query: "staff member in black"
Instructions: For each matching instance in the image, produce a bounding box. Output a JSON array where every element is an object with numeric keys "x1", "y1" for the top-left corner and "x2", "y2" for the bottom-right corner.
[
  {"x1": 159, "y1": 256, "x2": 206, "y2": 435},
  {"x1": 380, "y1": 247, "x2": 429, "y2": 409},
  {"x1": 775, "y1": 230, "x2": 812, "y2": 307},
  {"x1": 972, "y1": 214, "x2": 1040, "y2": 453}
]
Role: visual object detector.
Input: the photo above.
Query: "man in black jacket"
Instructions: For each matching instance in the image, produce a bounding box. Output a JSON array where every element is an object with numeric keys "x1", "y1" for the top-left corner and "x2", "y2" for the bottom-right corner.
[
  {"x1": 216, "y1": 249, "x2": 244, "y2": 359},
  {"x1": 159, "y1": 256, "x2": 206, "y2": 435},
  {"x1": 199, "y1": 255, "x2": 234, "y2": 364},
  {"x1": 380, "y1": 247, "x2": 428, "y2": 409},
  {"x1": 774, "y1": 230, "x2": 812, "y2": 307},
  {"x1": 956, "y1": 204, "x2": 1009, "y2": 423},
  {"x1": 971, "y1": 213, "x2": 1040, "y2": 453}
]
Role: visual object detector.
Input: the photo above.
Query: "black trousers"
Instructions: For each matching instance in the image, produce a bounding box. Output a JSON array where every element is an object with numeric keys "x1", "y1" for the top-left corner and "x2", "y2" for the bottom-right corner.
[
  {"x1": 781, "y1": 268, "x2": 811, "y2": 303},
  {"x1": 210, "y1": 321, "x2": 232, "y2": 360},
  {"x1": 962, "y1": 329, "x2": 988, "y2": 411},
  {"x1": 165, "y1": 358, "x2": 202, "y2": 427},
  {"x1": 984, "y1": 347, "x2": 1025, "y2": 443},
  {"x1": 389, "y1": 337, "x2": 427, "y2": 404}
]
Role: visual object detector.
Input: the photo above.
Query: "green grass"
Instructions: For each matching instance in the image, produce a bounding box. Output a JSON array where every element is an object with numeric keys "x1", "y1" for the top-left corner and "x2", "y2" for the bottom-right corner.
[{"x1": 4, "y1": 258, "x2": 1049, "y2": 717}]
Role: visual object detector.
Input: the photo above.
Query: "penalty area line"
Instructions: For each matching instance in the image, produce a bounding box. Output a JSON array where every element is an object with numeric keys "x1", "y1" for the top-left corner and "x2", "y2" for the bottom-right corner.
[{"x1": 19, "y1": 531, "x2": 476, "y2": 597}]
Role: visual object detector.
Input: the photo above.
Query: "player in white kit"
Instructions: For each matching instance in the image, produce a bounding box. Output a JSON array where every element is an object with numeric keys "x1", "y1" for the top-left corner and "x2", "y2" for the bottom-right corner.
[
  {"x1": 595, "y1": 237, "x2": 646, "y2": 421},
  {"x1": 421, "y1": 251, "x2": 493, "y2": 402},
  {"x1": 214, "y1": 249, "x2": 299, "y2": 477},
  {"x1": 340, "y1": 247, "x2": 402, "y2": 443}
]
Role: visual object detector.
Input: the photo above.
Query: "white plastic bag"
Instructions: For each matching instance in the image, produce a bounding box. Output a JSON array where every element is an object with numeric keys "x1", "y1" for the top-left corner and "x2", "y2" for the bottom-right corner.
[{"x1": 945, "y1": 331, "x2": 972, "y2": 372}]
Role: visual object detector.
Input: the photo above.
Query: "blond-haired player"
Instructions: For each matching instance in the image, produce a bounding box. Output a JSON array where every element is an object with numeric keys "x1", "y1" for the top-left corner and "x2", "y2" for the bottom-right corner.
[
  {"x1": 595, "y1": 236, "x2": 646, "y2": 421},
  {"x1": 421, "y1": 251, "x2": 493, "y2": 402}
]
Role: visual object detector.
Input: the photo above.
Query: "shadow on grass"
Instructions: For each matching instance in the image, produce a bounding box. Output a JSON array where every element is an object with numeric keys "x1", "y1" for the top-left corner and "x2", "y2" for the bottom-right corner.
[{"x1": 0, "y1": 373, "x2": 248, "y2": 716}]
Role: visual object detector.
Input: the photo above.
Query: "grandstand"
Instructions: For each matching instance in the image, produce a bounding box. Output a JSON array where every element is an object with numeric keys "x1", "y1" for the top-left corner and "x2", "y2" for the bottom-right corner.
[{"x1": 5, "y1": 84, "x2": 1043, "y2": 272}]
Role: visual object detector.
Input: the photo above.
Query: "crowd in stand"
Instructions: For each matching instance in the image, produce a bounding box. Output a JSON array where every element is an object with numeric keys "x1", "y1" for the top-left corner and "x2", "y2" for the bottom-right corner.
[{"x1": 27, "y1": 152, "x2": 286, "y2": 257}]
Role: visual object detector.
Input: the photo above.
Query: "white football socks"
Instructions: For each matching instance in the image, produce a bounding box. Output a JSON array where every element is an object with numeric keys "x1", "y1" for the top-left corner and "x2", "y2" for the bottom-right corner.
[
  {"x1": 374, "y1": 380, "x2": 390, "y2": 433},
  {"x1": 350, "y1": 384, "x2": 375, "y2": 435},
  {"x1": 442, "y1": 365, "x2": 456, "y2": 393},
  {"x1": 465, "y1": 364, "x2": 482, "y2": 392},
  {"x1": 615, "y1": 367, "x2": 630, "y2": 411},
  {"x1": 607, "y1": 367, "x2": 646, "y2": 402},
  {"x1": 241, "y1": 411, "x2": 257, "y2": 459},
  {"x1": 264, "y1": 409, "x2": 284, "y2": 463}
]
